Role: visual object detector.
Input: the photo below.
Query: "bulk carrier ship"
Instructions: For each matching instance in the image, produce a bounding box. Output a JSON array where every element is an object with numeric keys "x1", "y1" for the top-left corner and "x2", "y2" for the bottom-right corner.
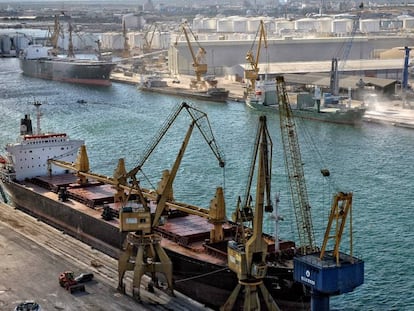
[
  {"x1": 0, "y1": 102, "x2": 310, "y2": 310},
  {"x1": 19, "y1": 15, "x2": 116, "y2": 86}
]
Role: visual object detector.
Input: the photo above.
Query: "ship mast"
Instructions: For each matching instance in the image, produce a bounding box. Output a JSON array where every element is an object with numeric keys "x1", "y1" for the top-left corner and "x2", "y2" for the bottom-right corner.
[{"x1": 34, "y1": 101, "x2": 42, "y2": 135}]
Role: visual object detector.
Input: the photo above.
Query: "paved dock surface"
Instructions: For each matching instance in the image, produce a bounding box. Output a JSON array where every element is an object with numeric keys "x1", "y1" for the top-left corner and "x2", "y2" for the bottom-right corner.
[
  {"x1": 363, "y1": 100, "x2": 414, "y2": 128},
  {"x1": 0, "y1": 202, "x2": 212, "y2": 311}
]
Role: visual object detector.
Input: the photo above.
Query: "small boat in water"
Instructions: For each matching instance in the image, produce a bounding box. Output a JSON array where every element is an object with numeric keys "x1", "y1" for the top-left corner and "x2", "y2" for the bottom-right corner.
[{"x1": 246, "y1": 76, "x2": 366, "y2": 125}]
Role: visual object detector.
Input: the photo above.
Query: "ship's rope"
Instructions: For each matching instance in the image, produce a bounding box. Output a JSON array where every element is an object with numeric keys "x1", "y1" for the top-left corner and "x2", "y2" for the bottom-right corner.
[
  {"x1": 174, "y1": 267, "x2": 228, "y2": 283},
  {"x1": 295, "y1": 118, "x2": 340, "y2": 192}
]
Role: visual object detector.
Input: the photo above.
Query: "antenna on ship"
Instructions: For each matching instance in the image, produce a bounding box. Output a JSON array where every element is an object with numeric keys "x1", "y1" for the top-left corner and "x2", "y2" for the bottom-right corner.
[{"x1": 33, "y1": 100, "x2": 42, "y2": 135}]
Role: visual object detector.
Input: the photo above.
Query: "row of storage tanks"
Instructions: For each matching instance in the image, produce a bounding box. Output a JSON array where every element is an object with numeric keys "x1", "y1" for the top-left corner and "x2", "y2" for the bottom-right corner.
[
  {"x1": 192, "y1": 15, "x2": 414, "y2": 35},
  {"x1": 5, "y1": 14, "x2": 414, "y2": 55},
  {"x1": 0, "y1": 30, "x2": 170, "y2": 55},
  {"x1": 99, "y1": 14, "x2": 414, "y2": 51}
]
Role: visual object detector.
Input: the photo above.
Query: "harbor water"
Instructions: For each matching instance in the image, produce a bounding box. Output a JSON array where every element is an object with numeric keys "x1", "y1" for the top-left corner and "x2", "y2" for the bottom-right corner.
[{"x1": 1, "y1": 58, "x2": 413, "y2": 310}]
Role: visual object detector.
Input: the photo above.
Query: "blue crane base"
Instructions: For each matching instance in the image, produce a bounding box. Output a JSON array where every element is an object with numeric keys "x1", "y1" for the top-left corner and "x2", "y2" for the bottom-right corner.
[{"x1": 293, "y1": 251, "x2": 364, "y2": 311}]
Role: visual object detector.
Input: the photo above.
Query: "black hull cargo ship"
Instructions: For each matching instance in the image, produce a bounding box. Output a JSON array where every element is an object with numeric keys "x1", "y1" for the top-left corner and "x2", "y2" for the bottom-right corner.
[
  {"x1": 19, "y1": 45, "x2": 116, "y2": 86},
  {"x1": 0, "y1": 103, "x2": 310, "y2": 310}
]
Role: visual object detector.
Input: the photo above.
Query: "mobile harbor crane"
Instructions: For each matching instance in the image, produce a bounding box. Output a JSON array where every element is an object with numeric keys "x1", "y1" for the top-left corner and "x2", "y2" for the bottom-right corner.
[
  {"x1": 244, "y1": 20, "x2": 267, "y2": 97},
  {"x1": 176, "y1": 22, "x2": 209, "y2": 90},
  {"x1": 222, "y1": 115, "x2": 280, "y2": 311},
  {"x1": 276, "y1": 76, "x2": 364, "y2": 311}
]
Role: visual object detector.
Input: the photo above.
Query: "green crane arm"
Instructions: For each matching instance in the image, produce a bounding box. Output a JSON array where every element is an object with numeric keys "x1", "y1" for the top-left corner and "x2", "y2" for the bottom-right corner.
[{"x1": 276, "y1": 76, "x2": 316, "y2": 254}]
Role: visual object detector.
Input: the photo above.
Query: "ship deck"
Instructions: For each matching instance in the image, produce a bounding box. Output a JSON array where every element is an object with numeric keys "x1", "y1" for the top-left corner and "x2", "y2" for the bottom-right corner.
[{"x1": 20, "y1": 174, "x2": 235, "y2": 265}]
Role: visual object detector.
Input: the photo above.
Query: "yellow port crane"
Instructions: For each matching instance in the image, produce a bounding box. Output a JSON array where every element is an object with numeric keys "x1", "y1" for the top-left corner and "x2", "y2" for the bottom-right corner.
[
  {"x1": 276, "y1": 76, "x2": 317, "y2": 254},
  {"x1": 244, "y1": 20, "x2": 267, "y2": 96},
  {"x1": 176, "y1": 22, "x2": 208, "y2": 90},
  {"x1": 47, "y1": 15, "x2": 61, "y2": 56},
  {"x1": 142, "y1": 23, "x2": 159, "y2": 54},
  {"x1": 47, "y1": 102, "x2": 227, "y2": 300},
  {"x1": 222, "y1": 115, "x2": 280, "y2": 311}
]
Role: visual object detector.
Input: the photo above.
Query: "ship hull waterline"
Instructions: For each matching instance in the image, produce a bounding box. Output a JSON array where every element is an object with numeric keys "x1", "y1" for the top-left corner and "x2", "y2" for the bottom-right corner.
[
  {"x1": 246, "y1": 100, "x2": 366, "y2": 126},
  {"x1": 19, "y1": 58, "x2": 115, "y2": 87}
]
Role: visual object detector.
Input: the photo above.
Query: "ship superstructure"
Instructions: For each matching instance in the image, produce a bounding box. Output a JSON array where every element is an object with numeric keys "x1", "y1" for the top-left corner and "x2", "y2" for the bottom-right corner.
[{"x1": 1, "y1": 101, "x2": 84, "y2": 182}]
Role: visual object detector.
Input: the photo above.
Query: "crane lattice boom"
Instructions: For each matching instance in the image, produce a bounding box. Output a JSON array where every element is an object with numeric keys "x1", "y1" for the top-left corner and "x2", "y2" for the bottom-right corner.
[{"x1": 276, "y1": 76, "x2": 316, "y2": 254}]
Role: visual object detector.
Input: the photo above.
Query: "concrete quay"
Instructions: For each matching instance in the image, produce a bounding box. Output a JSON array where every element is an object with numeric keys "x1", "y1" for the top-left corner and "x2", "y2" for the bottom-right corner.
[{"x1": 0, "y1": 202, "x2": 211, "y2": 311}]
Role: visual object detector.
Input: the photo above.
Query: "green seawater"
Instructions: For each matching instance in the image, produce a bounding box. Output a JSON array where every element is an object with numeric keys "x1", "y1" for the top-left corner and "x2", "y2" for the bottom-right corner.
[{"x1": 1, "y1": 58, "x2": 413, "y2": 310}]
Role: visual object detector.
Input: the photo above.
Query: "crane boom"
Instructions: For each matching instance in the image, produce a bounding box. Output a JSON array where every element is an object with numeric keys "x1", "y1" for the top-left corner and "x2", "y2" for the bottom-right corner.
[
  {"x1": 126, "y1": 102, "x2": 224, "y2": 183},
  {"x1": 276, "y1": 76, "x2": 316, "y2": 254},
  {"x1": 143, "y1": 23, "x2": 159, "y2": 53}
]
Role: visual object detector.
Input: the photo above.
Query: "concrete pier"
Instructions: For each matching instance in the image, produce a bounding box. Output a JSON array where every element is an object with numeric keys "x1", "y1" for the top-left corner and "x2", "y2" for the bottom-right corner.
[{"x1": 0, "y1": 202, "x2": 211, "y2": 311}]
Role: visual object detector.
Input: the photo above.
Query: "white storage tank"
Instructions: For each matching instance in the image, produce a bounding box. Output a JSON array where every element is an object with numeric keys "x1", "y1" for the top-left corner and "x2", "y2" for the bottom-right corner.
[
  {"x1": 319, "y1": 17, "x2": 333, "y2": 33},
  {"x1": 192, "y1": 15, "x2": 203, "y2": 32},
  {"x1": 380, "y1": 19, "x2": 403, "y2": 31},
  {"x1": 128, "y1": 32, "x2": 144, "y2": 49},
  {"x1": 332, "y1": 18, "x2": 353, "y2": 34},
  {"x1": 295, "y1": 18, "x2": 320, "y2": 32},
  {"x1": 275, "y1": 19, "x2": 295, "y2": 34},
  {"x1": 233, "y1": 17, "x2": 247, "y2": 33},
  {"x1": 217, "y1": 18, "x2": 234, "y2": 33},
  {"x1": 101, "y1": 32, "x2": 124, "y2": 50},
  {"x1": 399, "y1": 15, "x2": 414, "y2": 29},
  {"x1": 264, "y1": 20, "x2": 276, "y2": 36},
  {"x1": 360, "y1": 19, "x2": 380, "y2": 33},
  {"x1": 247, "y1": 19, "x2": 262, "y2": 33},
  {"x1": 203, "y1": 18, "x2": 218, "y2": 31}
]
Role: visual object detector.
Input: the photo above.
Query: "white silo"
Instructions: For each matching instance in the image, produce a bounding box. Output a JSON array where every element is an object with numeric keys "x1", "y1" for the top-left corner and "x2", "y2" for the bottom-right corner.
[
  {"x1": 264, "y1": 20, "x2": 276, "y2": 36},
  {"x1": 295, "y1": 18, "x2": 320, "y2": 32},
  {"x1": 217, "y1": 18, "x2": 233, "y2": 33},
  {"x1": 275, "y1": 19, "x2": 295, "y2": 35},
  {"x1": 360, "y1": 19, "x2": 380, "y2": 33},
  {"x1": 247, "y1": 18, "x2": 262, "y2": 33},
  {"x1": 233, "y1": 17, "x2": 248, "y2": 33},
  {"x1": 101, "y1": 32, "x2": 124, "y2": 50},
  {"x1": 192, "y1": 15, "x2": 204, "y2": 32},
  {"x1": 319, "y1": 17, "x2": 333, "y2": 34},
  {"x1": 128, "y1": 32, "x2": 144, "y2": 49},
  {"x1": 203, "y1": 18, "x2": 218, "y2": 31},
  {"x1": 399, "y1": 15, "x2": 414, "y2": 29},
  {"x1": 332, "y1": 18, "x2": 353, "y2": 35}
]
